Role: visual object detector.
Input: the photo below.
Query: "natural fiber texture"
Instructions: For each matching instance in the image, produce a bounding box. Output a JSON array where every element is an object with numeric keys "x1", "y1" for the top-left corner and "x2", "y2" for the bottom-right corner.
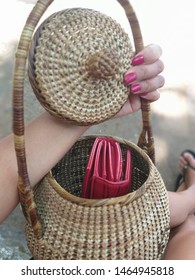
[
  {"x1": 13, "y1": 0, "x2": 169, "y2": 260},
  {"x1": 25, "y1": 136, "x2": 170, "y2": 260},
  {"x1": 28, "y1": 8, "x2": 133, "y2": 125}
]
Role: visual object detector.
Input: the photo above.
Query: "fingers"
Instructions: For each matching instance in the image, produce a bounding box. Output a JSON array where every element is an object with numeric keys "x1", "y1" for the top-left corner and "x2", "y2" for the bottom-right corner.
[
  {"x1": 132, "y1": 44, "x2": 163, "y2": 65},
  {"x1": 130, "y1": 59, "x2": 164, "y2": 83},
  {"x1": 130, "y1": 75, "x2": 165, "y2": 95},
  {"x1": 124, "y1": 58, "x2": 164, "y2": 86},
  {"x1": 124, "y1": 43, "x2": 165, "y2": 99},
  {"x1": 139, "y1": 90, "x2": 160, "y2": 102},
  {"x1": 116, "y1": 43, "x2": 164, "y2": 117},
  {"x1": 179, "y1": 153, "x2": 195, "y2": 170}
]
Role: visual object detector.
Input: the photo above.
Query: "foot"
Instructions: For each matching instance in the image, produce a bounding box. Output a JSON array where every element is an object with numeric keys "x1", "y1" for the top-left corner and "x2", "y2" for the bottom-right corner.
[{"x1": 178, "y1": 152, "x2": 195, "y2": 190}]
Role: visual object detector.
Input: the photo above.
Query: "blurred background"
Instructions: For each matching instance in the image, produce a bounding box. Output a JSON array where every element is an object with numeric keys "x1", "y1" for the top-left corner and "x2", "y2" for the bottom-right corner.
[{"x1": 0, "y1": 0, "x2": 195, "y2": 259}]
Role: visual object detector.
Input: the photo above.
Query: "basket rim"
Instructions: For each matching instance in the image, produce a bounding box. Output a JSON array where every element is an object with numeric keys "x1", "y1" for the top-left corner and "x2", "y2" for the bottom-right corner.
[{"x1": 45, "y1": 135, "x2": 155, "y2": 206}]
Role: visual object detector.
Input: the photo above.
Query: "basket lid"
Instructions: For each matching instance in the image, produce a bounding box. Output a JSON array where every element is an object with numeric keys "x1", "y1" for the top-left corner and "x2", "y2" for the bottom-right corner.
[{"x1": 28, "y1": 8, "x2": 133, "y2": 125}]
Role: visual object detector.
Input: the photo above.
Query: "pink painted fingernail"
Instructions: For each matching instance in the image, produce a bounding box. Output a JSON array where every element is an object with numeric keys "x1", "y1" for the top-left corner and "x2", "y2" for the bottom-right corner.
[
  {"x1": 124, "y1": 72, "x2": 137, "y2": 85},
  {"x1": 131, "y1": 83, "x2": 142, "y2": 93},
  {"x1": 132, "y1": 55, "x2": 144, "y2": 66}
]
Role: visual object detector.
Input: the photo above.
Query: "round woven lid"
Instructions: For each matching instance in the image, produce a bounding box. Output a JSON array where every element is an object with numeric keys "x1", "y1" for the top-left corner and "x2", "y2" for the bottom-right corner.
[{"x1": 28, "y1": 8, "x2": 133, "y2": 125}]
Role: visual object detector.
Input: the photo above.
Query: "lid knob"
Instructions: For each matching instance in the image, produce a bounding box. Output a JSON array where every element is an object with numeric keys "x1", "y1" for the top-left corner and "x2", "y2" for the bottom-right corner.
[{"x1": 86, "y1": 48, "x2": 120, "y2": 79}]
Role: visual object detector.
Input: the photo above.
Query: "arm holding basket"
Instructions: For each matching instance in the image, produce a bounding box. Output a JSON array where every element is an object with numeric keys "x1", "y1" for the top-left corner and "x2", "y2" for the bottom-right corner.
[{"x1": 0, "y1": 44, "x2": 164, "y2": 223}]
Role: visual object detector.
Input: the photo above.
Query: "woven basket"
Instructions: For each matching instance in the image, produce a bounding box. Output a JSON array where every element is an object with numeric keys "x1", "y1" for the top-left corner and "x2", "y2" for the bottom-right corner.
[
  {"x1": 13, "y1": 0, "x2": 170, "y2": 260},
  {"x1": 26, "y1": 136, "x2": 170, "y2": 260},
  {"x1": 28, "y1": 7, "x2": 133, "y2": 125}
]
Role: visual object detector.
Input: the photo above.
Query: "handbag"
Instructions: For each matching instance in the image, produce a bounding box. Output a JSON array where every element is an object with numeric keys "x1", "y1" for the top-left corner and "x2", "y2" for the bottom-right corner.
[{"x1": 13, "y1": 0, "x2": 170, "y2": 259}]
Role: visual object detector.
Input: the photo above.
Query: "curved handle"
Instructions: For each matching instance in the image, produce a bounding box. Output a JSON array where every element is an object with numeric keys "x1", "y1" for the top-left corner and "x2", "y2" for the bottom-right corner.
[
  {"x1": 13, "y1": 0, "x2": 154, "y2": 238},
  {"x1": 13, "y1": 0, "x2": 54, "y2": 238},
  {"x1": 116, "y1": 0, "x2": 155, "y2": 162}
]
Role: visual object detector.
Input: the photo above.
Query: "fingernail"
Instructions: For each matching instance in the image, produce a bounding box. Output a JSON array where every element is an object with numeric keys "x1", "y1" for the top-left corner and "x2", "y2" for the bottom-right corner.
[
  {"x1": 124, "y1": 72, "x2": 137, "y2": 85},
  {"x1": 139, "y1": 92, "x2": 148, "y2": 97},
  {"x1": 131, "y1": 83, "x2": 142, "y2": 93},
  {"x1": 132, "y1": 55, "x2": 144, "y2": 66}
]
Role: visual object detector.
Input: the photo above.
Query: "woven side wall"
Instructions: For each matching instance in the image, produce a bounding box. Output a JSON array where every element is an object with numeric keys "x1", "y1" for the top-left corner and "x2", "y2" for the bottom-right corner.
[{"x1": 25, "y1": 137, "x2": 170, "y2": 260}]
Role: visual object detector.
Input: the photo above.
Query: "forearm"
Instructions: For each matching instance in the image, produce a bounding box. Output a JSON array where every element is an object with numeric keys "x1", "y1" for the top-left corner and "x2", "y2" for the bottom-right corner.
[{"x1": 0, "y1": 112, "x2": 89, "y2": 223}]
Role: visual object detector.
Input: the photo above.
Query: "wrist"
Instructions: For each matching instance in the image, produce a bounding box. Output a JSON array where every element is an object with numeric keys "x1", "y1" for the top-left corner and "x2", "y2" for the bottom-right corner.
[{"x1": 42, "y1": 112, "x2": 90, "y2": 134}]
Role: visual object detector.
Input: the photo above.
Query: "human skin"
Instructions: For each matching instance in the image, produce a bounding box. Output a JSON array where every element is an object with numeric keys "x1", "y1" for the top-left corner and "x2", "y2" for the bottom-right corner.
[
  {"x1": 0, "y1": 44, "x2": 164, "y2": 223},
  {"x1": 164, "y1": 153, "x2": 195, "y2": 259}
]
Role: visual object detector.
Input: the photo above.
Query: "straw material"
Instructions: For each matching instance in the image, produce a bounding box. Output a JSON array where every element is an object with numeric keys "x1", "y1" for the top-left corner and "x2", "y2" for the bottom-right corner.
[
  {"x1": 28, "y1": 8, "x2": 133, "y2": 125},
  {"x1": 25, "y1": 136, "x2": 170, "y2": 260},
  {"x1": 13, "y1": 0, "x2": 170, "y2": 260}
]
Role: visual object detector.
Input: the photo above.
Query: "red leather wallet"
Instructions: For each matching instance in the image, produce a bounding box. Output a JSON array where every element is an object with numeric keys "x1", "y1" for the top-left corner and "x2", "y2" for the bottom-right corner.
[{"x1": 81, "y1": 137, "x2": 132, "y2": 199}]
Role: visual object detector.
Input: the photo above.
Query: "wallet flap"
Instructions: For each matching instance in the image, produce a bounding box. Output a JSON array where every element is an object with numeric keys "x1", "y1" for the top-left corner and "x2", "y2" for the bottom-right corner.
[
  {"x1": 124, "y1": 149, "x2": 132, "y2": 181},
  {"x1": 106, "y1": 141, "x2": 114, "y2": 181},
  {"x1": 81, "y1": 138, "x2": 101, "y2": 198},
  {"x1": 113, "y1": 141, "x2": 123, "y2": 181},
  {"x1": 93, "y1": 139, "x2": 104, "y2": 177},
  {"x1": 90, "y1": 176, "x2": 106, "y2": 199},
  {"x1": 99, "y1": 140, "x2": 107, "y2": 179},
  {"x1": 90, "y1": 176, "x2": 131, "y2": 198},
  {"x1": 106, "y1": 140, "x2": 123, "y2": 181}
]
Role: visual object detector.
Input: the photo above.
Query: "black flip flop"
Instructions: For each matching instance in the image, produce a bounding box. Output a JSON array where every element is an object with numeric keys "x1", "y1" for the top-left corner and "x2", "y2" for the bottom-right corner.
[{"x1": 175, "y1": 149, "x2": 195, "y2": 191}]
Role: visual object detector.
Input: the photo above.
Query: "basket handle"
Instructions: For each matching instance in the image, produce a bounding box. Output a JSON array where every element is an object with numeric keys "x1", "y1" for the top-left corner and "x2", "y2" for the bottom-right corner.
[
  {"x1": 13, "y1": 0, "x2": 55, "y2": 238},
  {"x1": 13, "y1": 0, "x2": 154, "y2": 238},
  {"x1": 116, "y1": 0, "x2": 155, "y2": 163}
]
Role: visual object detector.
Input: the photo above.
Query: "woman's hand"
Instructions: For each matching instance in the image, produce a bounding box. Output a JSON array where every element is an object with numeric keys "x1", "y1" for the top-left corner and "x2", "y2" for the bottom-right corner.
[{"x1": 115, "y1": 44, "x2": 165, "y2": 118}]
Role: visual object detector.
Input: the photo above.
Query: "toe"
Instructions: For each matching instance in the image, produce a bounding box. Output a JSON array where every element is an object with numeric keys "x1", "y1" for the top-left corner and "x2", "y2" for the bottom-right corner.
[
  {"x1": 179, "y1": 154, "x2": 189, "y2": 173},
  {"x1": 183, "y1": 152, "x2": 195, "y2": 169}
]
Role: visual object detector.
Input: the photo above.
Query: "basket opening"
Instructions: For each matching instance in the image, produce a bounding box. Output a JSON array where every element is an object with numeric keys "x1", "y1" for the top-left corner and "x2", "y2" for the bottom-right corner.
[{"x1": 51, "y1": 137, "x2": 150, "y2": 198}]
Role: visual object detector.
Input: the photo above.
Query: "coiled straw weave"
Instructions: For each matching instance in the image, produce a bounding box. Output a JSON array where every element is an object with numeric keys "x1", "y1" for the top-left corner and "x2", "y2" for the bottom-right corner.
[
  {"x1": 28, "y1": 8, "x2": 133, "y2": 125},
  {"x1": 13, "y1": 0, "x2": 170, "y2": 260},
  {"x1": 26, "y1": 136, "x2": 170, "y2": 260}
]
